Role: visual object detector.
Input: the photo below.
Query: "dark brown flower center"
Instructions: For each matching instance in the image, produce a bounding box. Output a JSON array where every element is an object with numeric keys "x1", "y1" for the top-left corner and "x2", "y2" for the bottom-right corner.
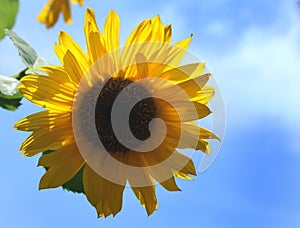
[{"x1": 95, "y1": 78, "x2": 156, "y2": 153}]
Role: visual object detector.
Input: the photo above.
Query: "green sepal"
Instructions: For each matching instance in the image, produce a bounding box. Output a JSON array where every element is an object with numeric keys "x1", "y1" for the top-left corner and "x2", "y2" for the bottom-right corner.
[
  {"x1": 62, "y1": 166, "x2": 85, "y2": 194},
  {"x1": 0, "y1": 0, "x2": 19, "y2": 40},
  {"x1": 42, "y1": 150, "x2": 85, "y2": 194},
  {"x1": 0, "y1": 91, "x2": 22, "y2": 111},
  {"x1": 11, "y1": 68, "x2": 28, "y2": 80}
]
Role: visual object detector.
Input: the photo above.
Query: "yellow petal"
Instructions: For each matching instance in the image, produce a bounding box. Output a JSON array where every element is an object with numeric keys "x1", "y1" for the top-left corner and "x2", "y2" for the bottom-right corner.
[
  {"x1": 38, "y1": 144, "x2": 85, "y2": 189},
  {"x1": 61, "y1": 0, "x2": 72, "y2": 24},
  {"x1": 84, "y1": 8, "x2": 97, "y2": 25},
  {"x1": 135, "y1": 16, "x2": 165, "y2": 65},
  {"x1": 97, "y1": 180, "x2": 125, "y2": 217},
  {"x1": 54, "y1": 43, "x2": 89, "y2": 85},
  {"x1": 150, "y1": 15, "x2": 164, "y2": 42},
  {"x1": 20, "y1": 127, "x2": 73, "y2": 157},
  {"x1": 125, "y1": 19, "x2": 152, "y2": 45},
  {"x1": 72, "y1": 0, "x2": 84, "y2": 6},
  {"x1": 130, "y1": 143, "x2": 195, "y2": 186},
  {"x1": 103, "y1": 10, "x2": 120, "y2": 67},
  {"x1": 182, "y1": 122, "x2": 220, "y2": 140},
  {"x1": 156, "y1": 99, "x2": 211, "y2": 122},
  {"x1": 20, "y1": 74, "x2": 74, "y2": 99},
  {"x1": 85, "y1": 22, "x2": 107, "y2": 63},
  {"x1": 83, "y1": 165, "x2": 125, "y2": 217},
  {"x1": 164, "y1": 122, "x2": 214, "y2": 154},
  {"x1": 62, "y1": 50, "x2": 85, "y2": 85},
  {"x1": 196, "y1": 139, "x2": 210, "y2": 154},
  {"x1": 122, "y1": 20, "x2": 154, "y2": 70},
  {"x1": 35, "y1": 66, "x2": 76, "y2": 91},
  {"x1": 133, "y1": 151, "x2": 181, "y2": 190},
  {"x1": 154, "y1": 73, "x2": 213, "y2": 102},
  {"x1": 83, "y1": 165, "x2": 101, "y2": 208},
  {"x1": 130, "y1": 184, "x2": 158, "y2": 216},
  {"x1": 14, "y1": 110, "x2": 70, "y2": 132},
  {"x1": 19, "y1": 75, "x2": 73, "y2": 112},
  {"x1": 125, "y1": 15, "x2": 165, "y2": 45},
  {"x1": 150, "y1": 144, "x2": 197, "y2": 176},
  {"x1": 192, "y1": 86, "x2": 215, "y2": 104},
  {"x1": 134, "y1": 54, "x2": 149, "y2": 79},
  {"x1": 58, "y1": 31, "x2": 89, "y2": 73},
  {"x1": 54, "y1": 43, "x2": 67, "y2": 64},
  {"x1": 159, "y1": 63, "x2": 206, "y2": 82},
  {"x1": 163, "y1": 149, "x2": 197, "y2": 176},
  {"x1": 84, "y1": 8, "x2": 107, "y2": 63},
  {"x1": 160, "y1": 176, "x2": 181, "y2": 192},
  {"x1": 176, "y1": 153, "x2": 197, "y2": 176},
  {"x1": 37, "y1": 0, "x2": 62, "y2": 28},
  {"x1": 175, "y1": 172, "x2": 195, "y2": 180},
  {"x1": 177, "y1": 73, "x2": 211, "y2": 91},
  {"x1": 103, "y1": 10, "x2": 120, "y2": 52},
  {"x1": 163, "y1": 35, "x2": 192, "y2": 67},
  {"x1": 164, "y1": 24, "x2": 172, "y2": 43}
]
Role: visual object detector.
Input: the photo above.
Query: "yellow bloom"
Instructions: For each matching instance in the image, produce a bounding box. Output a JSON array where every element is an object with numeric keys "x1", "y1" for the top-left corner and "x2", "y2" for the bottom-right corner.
[
  {"x1": 37, "y1": 0, "x2": 84, "y2": 28},
  {"x1": 15, "y1": 8, "x2": 218, "y2": 217}
]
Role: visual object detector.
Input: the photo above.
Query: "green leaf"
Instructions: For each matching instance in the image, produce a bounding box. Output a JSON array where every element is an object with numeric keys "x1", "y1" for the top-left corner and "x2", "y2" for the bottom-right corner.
[
  {"x1": 42, "y1": 150, "x2": 85, "y2": 194},
  {"x1": 0, "y1": 0, "x2": 19, "y2": 40},
  {"x1": 5, "y1": 29, "x2": 38, "y2": 68},
  {"x1": 0, "y1": 91, "x2": 22, "y2": 111}
]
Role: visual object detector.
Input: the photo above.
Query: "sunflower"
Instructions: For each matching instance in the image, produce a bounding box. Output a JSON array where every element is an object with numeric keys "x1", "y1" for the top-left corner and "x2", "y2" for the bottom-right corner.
[
  {"x1": 37, "y1": 0, "x2": 84, "y2": 28},
  {"x1": 15, "y1": 8, "x2": 218, "y2": 217}
]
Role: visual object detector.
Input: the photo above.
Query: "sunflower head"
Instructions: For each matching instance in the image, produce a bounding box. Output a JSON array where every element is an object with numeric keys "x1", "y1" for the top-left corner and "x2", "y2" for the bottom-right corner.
[{"x1": 15, "y1": 8, "x2": 219, "y2": 217}]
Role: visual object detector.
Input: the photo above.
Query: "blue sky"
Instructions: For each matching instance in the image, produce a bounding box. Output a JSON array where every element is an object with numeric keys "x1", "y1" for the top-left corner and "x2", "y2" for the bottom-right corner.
[{"x1": 0, "y1": 0, "x2": 300, "y2": 227}]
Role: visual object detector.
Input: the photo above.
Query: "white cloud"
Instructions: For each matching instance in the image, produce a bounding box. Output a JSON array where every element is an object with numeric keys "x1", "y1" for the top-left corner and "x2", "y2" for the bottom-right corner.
[
  {"x1": 205, "y1": 2, "x2": 300, "y2": 152},
  {"x1": 204, "y1": 3, "x2": 300, "y2": 122}
]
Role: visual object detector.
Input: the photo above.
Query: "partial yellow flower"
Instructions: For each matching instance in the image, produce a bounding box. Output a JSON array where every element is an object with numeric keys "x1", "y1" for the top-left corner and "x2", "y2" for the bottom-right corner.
[
  {"x1": 37, "y1": 0, "x2": 84, "y2": 28},
  {"x1": 15, "y1": 8, "x2": 218, "y2": 217}
]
